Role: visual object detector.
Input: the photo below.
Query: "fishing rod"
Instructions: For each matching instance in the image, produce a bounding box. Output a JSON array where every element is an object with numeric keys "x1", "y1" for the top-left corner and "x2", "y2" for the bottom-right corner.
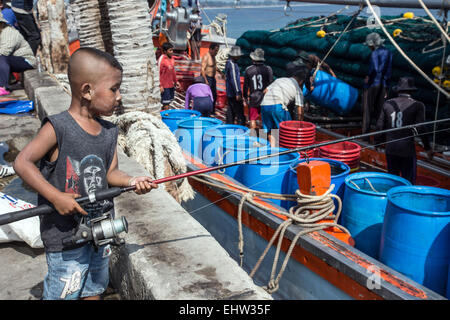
[{"x1": 0, "y1": 117, "x2": 448, "y2": 229}]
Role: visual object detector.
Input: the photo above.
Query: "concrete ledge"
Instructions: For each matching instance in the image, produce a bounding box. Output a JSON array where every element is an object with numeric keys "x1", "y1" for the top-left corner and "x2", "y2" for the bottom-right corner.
[
  {"x1": 23, "y1": 70, "x2": 272, "y2": 300},
  {"x1": 23, "y1": 69, "x2": 70, "y2": 120}
]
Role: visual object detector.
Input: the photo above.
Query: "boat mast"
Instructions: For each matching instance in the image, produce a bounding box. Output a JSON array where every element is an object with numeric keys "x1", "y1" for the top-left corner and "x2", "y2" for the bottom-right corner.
[{"x1": 284, "y1": 0, "x2": 450, "y2": 10}]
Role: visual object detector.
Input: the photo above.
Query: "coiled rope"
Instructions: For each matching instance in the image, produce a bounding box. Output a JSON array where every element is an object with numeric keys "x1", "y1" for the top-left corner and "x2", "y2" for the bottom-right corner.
[{"x1": 190, "y1": 172, "x2": 350, "y2": 294}]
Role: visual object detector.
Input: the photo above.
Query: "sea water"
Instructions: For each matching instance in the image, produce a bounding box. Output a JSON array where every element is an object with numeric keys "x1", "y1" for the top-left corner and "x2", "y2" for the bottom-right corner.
[{"x1": 191, "y1": 1, "x2": 441, "y2": 39}]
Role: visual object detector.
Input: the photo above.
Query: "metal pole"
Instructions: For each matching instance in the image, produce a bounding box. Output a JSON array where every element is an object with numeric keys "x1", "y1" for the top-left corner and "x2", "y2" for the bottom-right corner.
[
  {"x1": 284, "y1": 0, "x2": 450, "y2": 10},
  {"x1": 1, "y1": 118, "x2": 449, "y2": 226}
]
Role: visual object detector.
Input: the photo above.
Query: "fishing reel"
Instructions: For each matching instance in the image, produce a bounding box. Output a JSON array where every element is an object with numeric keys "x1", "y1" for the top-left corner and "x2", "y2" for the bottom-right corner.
[{"x1": 62, "y1": 212, "x2": 128, "y2": 250}]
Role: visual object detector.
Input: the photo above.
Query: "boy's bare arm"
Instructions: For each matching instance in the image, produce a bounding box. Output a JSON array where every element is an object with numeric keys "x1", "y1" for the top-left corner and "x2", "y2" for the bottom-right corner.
[
  {"x1": 13, "y1": 122, "x2": 88, "y2": 216},
  {"x1": 106, "y1": 148, "x2": 158, "y2": 195}
]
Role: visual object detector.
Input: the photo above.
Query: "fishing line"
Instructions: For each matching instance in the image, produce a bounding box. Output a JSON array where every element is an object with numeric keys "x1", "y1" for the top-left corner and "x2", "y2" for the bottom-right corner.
[{"x1": 184, "y1": 126, "x2": 450, "y2": 216}]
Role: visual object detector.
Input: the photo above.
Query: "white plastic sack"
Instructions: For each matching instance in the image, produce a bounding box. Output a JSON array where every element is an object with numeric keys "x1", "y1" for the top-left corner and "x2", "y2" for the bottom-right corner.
[{"x1": 0, "y1": 192, "x2": 43, "y2": 248}]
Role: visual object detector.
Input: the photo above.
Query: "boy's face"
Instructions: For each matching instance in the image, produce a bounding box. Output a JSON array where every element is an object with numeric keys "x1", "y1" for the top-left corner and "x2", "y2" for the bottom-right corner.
[
  {"x1": 87, "y1": 63, "x2": 122, "y2": 117},
  {"x1": 210, "y1": 47, "x2": 219, "y2": 57},
  {"x1": 165, "y1": 48, "x2": 174, "y2": 58}
]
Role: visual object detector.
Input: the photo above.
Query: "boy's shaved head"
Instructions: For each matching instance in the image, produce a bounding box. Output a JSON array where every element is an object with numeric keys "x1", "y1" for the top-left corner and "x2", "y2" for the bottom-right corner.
[{"x1": 68, "y1": 47, "x2": 122, "y2": 93}]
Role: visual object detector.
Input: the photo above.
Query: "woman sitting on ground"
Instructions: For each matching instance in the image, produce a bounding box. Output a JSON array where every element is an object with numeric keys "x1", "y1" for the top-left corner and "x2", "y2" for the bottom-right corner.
[
  {"x1": 184, "y1": 76, "x2": 215, "y2": 117},
  {"x1": 0, "y1": 14, "x2": 35, "y2": 96}
]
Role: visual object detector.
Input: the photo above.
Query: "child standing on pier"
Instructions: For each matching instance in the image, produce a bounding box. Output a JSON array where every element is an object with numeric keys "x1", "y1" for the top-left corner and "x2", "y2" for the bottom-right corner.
[{"x1": 13, "y1": 47, "x2": 158, "y2": 300}]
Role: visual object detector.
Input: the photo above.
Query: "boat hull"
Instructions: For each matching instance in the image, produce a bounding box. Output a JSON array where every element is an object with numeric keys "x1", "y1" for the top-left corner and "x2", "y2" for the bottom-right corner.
[{"x1": 181, "y1": 152, "x2": 446, "y2": 300}]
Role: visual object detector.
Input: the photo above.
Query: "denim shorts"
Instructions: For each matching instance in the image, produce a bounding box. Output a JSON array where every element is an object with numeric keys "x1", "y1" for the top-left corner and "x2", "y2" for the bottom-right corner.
[
  {"x1": 42, "y1": 244, "x2": 111, "y2": 300},
  {"x1": 260, "y1": 104, "x2": 292, "y2": 132},
  {"x1": 161, "y1": 87, "x2": 175, "y2": 105}
]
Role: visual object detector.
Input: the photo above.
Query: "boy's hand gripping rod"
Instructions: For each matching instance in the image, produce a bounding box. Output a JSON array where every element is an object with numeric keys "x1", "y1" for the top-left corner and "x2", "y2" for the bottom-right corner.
[{"x1": 0, "y1": 118, "x2": 448, "y2": 226}]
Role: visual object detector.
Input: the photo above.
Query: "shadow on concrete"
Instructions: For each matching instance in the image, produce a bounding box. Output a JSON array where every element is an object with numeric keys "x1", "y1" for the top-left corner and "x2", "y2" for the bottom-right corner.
[
  {"x1": 0, "y1": 242, "x2": 44, "y2": 258},
  {"x1": 126, "y1": 234, "x2": 213, "y2": 254}
]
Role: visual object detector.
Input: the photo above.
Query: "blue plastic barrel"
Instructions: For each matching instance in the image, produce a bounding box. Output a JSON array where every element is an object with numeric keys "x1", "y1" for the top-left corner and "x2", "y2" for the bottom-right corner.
[
  {"x1": 285, "y1": 158, "x2": 350, "y2": 210},
  {"x1": 379, "y1": 186, "x2": 450, "y2": 296},
  {"x1": 160, "y1": 109, "x2": 201, "y2": 132},
  {"x1": 303, "y1": 69, "x2": 358, "y2": 116},
  {"x1": 212, "y1": 136, "x2": 269, "y2": 180},
  {"x1": 341, "y1": 172, "x2": 411, "y2": 259},
  {"x1": 239, "y1": 147, "x2": 300, "y2": 208},
  {"x1": 175, "y1": 117, "x2": 222, "y2": 159},
  {"x1": 202, "y1": 124, "x2": 250, "y2": 165}
]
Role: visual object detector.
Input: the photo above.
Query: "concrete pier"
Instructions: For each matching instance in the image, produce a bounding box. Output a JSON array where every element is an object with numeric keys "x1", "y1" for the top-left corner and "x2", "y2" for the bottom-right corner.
[{"x1": 0, "y1": 69, "x2": 272, "y2": 300}]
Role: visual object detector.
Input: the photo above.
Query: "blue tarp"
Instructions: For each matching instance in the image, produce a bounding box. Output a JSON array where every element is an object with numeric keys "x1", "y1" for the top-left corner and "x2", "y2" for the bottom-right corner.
[{"x1": 0, "y1": 100, "x2": 34, "y2": 114}]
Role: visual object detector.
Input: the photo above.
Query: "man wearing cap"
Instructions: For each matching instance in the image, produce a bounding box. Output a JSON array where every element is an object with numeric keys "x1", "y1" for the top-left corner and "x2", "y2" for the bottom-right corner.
[
  {"x1": 297, "y1": 50, "x2": 336, "y2": 81},
  {"x1": 225, "y1": 45, "x2": 246, "y2": 125},
  {"x1": 243, "y1": 48, "x2": 273, "y2": 130},
  {"x1": 184, "y1": 76, "x2": 214, "y2": 117},
  {"x1": 260, "y1": 59, "x2": 308, "y2": 146},
  {"x1": 375, "y1": 77, "x2": 433, "y2": 184},
  {"x1": 363, "y1": 32, "x2": 393, "y2": 136},
  {"x1": 293, "y1": 50, "x2": 336, "y2": 118}
]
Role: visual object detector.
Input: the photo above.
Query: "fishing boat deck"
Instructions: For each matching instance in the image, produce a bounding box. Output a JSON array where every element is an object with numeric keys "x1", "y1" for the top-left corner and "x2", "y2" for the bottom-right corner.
[{"x1": 181, "y1": 151, "x2": 445, "y2": 300}]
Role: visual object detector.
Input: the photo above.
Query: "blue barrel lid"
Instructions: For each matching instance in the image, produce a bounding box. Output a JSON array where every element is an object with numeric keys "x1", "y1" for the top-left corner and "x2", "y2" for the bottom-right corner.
[
  {"x1": 221, "y1": 136, "x2": 269, "y2": 151},
  {"x1": 387, "y1": 185, "x2": 450, "y2": 217},
  {"x1": 345, "y1": 172, "x2": 411, "y2": 196},
  {"x1": 177, "y1": 117, "x2": 223, "y2": 129},
  {"x1": 160, "y1": 109, "x2": 201, "y2": 119},
  {"x1": 203, "y1": 124, "x2": 249, "y2": 138},
  {"x1": 289, "y1": 157, "x2": 350, "y2": 178},
  {"x1": 246, "y1": 147, "x2": 300, "y2": 166}
]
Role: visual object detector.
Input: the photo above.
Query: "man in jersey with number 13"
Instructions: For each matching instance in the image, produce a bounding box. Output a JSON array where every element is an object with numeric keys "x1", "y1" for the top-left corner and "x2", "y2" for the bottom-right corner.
[
  {"x1": 243, "y1": 48, "x2": 273, "y2": 130},
  {"x1": 376, "y1": 77, "x2": 433, "y2": 184}
]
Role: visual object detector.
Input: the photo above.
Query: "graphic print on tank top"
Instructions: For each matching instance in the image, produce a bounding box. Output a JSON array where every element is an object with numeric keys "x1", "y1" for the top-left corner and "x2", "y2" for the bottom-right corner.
[{"x1": 65, "y1": 154, "x2": 113, "y2": 220}]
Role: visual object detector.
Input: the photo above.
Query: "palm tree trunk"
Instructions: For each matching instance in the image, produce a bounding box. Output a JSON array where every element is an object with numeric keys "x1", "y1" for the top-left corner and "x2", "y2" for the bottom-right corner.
[
  {"x1": 36, "y1": 0, "x2": 52, "y2": 73},
  {"x1": 36, "y1": 0, "x2": 70, "y2": 74},
  {"x1": 73, "y1": 0, "x2": 113, "y2": 55},
  {"x1": 47, "y1": 0, "x2": 70, "y2": 74},
  {"x1": 107, "y1": 0, "x2": 161, "y2": 113}
]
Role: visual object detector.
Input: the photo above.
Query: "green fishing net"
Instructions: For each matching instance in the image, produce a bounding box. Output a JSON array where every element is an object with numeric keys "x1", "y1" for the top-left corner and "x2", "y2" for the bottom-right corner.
[{"x1": 235, "y1": 14, "x2": 449, "y2": 144}]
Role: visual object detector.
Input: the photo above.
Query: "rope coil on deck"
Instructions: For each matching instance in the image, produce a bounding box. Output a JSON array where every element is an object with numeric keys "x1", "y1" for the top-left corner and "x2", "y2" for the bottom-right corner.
[{"x1": 191, "y1": 173, "x2": 351, "y2": 295}]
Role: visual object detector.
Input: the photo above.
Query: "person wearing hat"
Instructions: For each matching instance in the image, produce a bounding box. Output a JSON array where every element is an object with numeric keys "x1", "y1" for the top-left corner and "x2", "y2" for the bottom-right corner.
[
  {"x1": 184, "y1": 75, "x2": 214, "y2": 117},
  {"x1": 0, "y1": 11, "x2": 35, "y2": 96},
  {"x1": 296, "y1": 50, "x2": 336, "y2": 81},
  {"x1": 260, "y1": 59, "x2": 308, "y2": 147},
  {"x1": 225, "y1": 45, "x2": 246, "y2": 125},
  {"x1": 188, "y1": 7, "x2": 202, "y2": 60},
  {"x1": 375, "y1": 77, "x2": 433, "y2": 184},
  {"x1": 243, "y1": 48, "x2": 273, "y2": 130},
  {"x1": 363, "y1": 32, "x2": 393, "y2": 136},
  {"x1": 294, "y1": 50, "x2": 336, "y2": 118}
]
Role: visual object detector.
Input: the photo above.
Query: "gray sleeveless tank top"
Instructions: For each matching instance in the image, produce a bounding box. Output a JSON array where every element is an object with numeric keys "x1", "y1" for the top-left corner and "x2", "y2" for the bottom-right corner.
[{"x1": 38, "y1": 111, "x2": 118, "y2": 252}]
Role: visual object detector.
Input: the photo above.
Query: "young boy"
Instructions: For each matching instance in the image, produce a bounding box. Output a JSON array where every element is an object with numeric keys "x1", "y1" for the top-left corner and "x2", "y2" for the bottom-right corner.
[
  {"x1": 13, "y1": 47, "x2": 158, "y2": 300},
  {"x1": 158, "y1": 42, "x2": 179, "y2": 110}
]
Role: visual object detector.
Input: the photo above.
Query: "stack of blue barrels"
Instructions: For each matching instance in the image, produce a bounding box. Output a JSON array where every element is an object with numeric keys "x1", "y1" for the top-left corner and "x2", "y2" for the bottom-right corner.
[{"x1": 339, "y1": 171, "x2": 450, "y2": 297}]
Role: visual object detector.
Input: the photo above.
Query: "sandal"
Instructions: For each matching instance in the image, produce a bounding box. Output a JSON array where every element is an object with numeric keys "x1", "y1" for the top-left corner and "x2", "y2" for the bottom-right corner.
[{"x1": 0, "y1": 165, "x2": 15, "y2": 178}]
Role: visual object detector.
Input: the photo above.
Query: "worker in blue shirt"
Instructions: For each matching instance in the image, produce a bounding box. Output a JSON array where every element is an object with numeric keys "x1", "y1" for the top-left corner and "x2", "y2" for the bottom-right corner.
[
  {"x1": 362, "y1": 32, "x2": 393, "y2": 137},
  {"x1": 225, "y1": 46, "x2": 246, "y2": 126}
]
